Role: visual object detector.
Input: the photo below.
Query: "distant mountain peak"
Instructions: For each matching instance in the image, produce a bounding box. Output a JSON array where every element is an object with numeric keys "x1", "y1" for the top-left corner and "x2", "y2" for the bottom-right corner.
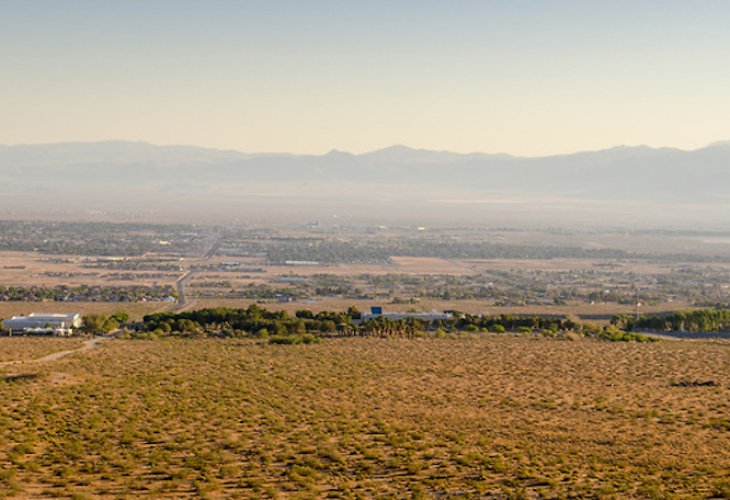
[
  {"x1": 705, "y1": 140, "x2": 730, "y2": 149},
  {"x1": 325, "y1": 149, "x2": 354, "y2": 157},
  {"x1": 370, "y1": 144, "x2": 418, "y2": 153},
  {"x1": 2, "y1": 140, "x2": 730, "y2": 222},
  {"x1": 359, "y1": 144, "x2": 488, "y2": 164}
]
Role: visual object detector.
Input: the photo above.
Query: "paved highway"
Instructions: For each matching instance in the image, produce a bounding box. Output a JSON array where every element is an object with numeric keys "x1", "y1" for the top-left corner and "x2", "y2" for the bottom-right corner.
[{"x1": 173, "y1": 235, "x2": 222, "y2": 312}]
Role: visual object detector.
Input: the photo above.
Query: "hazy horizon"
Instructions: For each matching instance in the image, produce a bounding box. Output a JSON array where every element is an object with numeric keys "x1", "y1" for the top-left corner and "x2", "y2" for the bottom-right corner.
[
  {"x1": 3, "y1": 1, "x2": 730, "y2": 155},
  {"x1": 1, "y1": 139, "x2": 729, "y2": 230},
  {"x1": 2, "y1": 1, "x2": 729, "y2": 229},
  {"x1": 2, "y1": 138, "x2": 730, "y2": 158}
]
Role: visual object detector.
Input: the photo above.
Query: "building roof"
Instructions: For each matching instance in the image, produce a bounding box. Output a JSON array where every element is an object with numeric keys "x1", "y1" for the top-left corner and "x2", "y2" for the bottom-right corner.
[{"x1": 27, "y1": 313, "x2": 80, "y2": 320}]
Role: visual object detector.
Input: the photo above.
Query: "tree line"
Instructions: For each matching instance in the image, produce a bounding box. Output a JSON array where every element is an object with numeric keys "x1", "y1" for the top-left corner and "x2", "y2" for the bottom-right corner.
[
  {"x1": 141, "y1": 305, "x2": 358, "y2": 338},
  {"x1": 138, "y1": 306, "x2": 593, "y2": 340},
  {"x1": 615, "y1": 308, "x2": 730, "y2": 332}
]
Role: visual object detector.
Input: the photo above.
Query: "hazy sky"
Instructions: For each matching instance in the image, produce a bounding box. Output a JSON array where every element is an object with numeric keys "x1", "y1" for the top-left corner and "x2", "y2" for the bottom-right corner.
[{"x1": 2, "y1": 0, "x2": 729, "y2": 155}]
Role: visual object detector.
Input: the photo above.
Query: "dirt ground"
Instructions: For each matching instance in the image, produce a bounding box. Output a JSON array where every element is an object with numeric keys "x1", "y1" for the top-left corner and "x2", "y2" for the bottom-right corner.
[
  {"x1": 0, "y1": 252, "x2": 179, "y2": 287},
  {"x1": 0, "y1": 336, "x2": 727, "y2": 497}
]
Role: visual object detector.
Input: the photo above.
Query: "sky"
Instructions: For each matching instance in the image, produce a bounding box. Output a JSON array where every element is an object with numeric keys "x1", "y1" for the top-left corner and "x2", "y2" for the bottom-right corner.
[{"x1": 1, "y1": 0, "x2": 729, "y2": 156}]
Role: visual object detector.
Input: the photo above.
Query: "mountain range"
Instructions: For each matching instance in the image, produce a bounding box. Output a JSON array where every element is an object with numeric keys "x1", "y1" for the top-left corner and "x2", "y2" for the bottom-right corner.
[{"x1": 1, "y1": 141, "x2": 729, "y2": 226}]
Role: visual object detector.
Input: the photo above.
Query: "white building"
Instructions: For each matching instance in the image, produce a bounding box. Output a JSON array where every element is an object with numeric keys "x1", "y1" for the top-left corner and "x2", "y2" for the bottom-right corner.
[{"x1": 3, "y1": 313, "x2": 82, "y2": 336}]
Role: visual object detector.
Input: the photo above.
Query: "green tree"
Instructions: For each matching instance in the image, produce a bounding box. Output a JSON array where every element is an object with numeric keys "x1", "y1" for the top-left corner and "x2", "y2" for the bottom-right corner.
[
  {"x1": 111, "y1": 311, "x2": 129, "y2": 323},
  {"x1": 82, "y1": 314, "x2": 107, "y2": 333}
]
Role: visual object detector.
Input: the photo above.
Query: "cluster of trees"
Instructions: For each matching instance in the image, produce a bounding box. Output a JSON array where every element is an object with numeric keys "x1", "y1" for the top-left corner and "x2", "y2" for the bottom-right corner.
[
  {"x1": 139, "y1": 306, "x2": 591, "y2": 340},
  {"x1": 190, "y1": 280, "x2": 233, "y2": 288},
  {"x1": 0, "y1": 221, "x2": 203, "y2": 256},
  {"x1": 430, "y1": 313, "x2": 580, "y2": 333},
  {"x1": 82, "y1": 312, "x2": 129, "y2": 333},
  {"x1": 221, "y1": 231, "x2": 730, "y2": 265},
  {"x1": 617, "y1": 308, "x2": 730, "y2": 332},
  {"x1": 0, "y1": 285, "x2": 177, "y2": 302},
  {"x1": 141, "y1": 305, "x2": 359, "y2": 338},
  {"x1": 594, "y1": 325, "x2": 657, "y2": 342},
  {"x1": 192, "y1": 265, "x2": 730, "y2": 307},
  {"x1": 356, "y1": 315, "x2": 652, "y2": 341},
  {"x1": 260, "y1": 237, "x2": 633, "y2": 264},
  {"x1": 0, "y1": 306, "x2": 652, "y2": 342},
  {"x1": 84, "y1": 260, "x2": 182, "y2": 271}
]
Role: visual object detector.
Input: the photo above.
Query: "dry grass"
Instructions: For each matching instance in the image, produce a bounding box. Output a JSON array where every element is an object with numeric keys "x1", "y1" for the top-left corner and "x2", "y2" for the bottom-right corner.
[
  {"x1": 206, "y1": 256, "x2": 472, "y2": 276},
  {"x1": 0, "y1": 252, "x2": 178, "y2": 287},
  {"x1": 0, "y1": 338, "x2": 83, "y2": 363},
  {"x1": 0, "y1": 302, "x2": 169, "y2": 322},
  {"x1": 388, "y1": 256, "x2": 473, "y2": 274},
  {"x1": 0, "y1": 336, "x2": 727, "y2": 497}
]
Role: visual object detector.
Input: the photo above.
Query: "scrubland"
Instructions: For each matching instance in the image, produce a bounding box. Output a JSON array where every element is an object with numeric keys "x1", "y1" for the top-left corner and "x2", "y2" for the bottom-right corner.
[
  {"x1": 0, "y1": 336, "x2": 728, "y2": 498},
  {"x1": 0, "y1": 338, "x2": 83, "y2": 364}
]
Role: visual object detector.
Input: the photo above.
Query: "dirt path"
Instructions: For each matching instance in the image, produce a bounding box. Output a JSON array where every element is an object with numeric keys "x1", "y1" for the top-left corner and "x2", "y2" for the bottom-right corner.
[{"x1": 0, "y1": 337, "x2": 106, "y2": 366}]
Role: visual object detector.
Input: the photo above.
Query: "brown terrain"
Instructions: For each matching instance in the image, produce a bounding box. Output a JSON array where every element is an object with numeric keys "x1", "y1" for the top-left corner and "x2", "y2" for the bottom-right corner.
[{"x1": 0, "y1": 335, "x2": 727, "y2": 497}]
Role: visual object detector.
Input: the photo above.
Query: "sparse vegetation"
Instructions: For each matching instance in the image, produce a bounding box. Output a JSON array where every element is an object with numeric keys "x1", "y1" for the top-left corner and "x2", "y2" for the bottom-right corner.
[
  {"x1": 0, "y1": 337, "x2": 83, "y2": 363},
  {"x1": 0, "y1": 336, "x2": 726, "y2": 497}
]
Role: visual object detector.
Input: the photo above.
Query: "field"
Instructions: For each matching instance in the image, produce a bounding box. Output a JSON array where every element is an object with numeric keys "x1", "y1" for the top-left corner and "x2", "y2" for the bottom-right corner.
[
  {"x1": 0, "y1": 337, "x2": 83, "y2": 363},
  {"x1": 0, "y1": 336, "x2": 728, "y2": 498},
  {"x1": 0, "y1": 302, "x2": 168, "y2": 322},
  {"x1": 0, "y1": 252, "x2": 179, "y2": 288}
]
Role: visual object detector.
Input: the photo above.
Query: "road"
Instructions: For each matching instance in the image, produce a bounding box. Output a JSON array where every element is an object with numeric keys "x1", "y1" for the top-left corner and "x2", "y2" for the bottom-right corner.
[
  {"x1": 173, "y1": 270, "x2": 194, "y2": 311},
  {"x1": 203, "y1": 236, "x2": 223, "y2": 260},
  {"x1": 172, "y1": 235, "x2": 222, "y2": 312}
]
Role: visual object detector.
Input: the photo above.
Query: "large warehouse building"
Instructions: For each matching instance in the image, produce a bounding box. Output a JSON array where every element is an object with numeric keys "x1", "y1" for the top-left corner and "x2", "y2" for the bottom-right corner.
[{"x1": 3, "y1": 313, "x2": 82, "y2": 336}]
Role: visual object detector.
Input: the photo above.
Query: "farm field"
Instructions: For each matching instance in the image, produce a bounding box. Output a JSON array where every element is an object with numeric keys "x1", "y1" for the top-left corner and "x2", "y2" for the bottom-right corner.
[{"x1": 0, "y1": 336, "x2": 728, "y2": 497}]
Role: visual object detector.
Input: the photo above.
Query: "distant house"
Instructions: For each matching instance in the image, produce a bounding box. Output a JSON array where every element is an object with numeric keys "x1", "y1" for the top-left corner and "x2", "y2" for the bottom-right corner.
[{"x1": 3, "y1": 313, "x2": 82, "y2": 336}]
